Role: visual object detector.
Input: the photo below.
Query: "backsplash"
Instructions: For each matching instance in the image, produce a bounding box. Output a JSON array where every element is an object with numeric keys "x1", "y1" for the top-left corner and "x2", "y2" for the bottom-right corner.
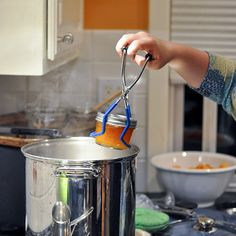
[{"x1": 0, "y1": 30, "x2": 148, "y2": 192}]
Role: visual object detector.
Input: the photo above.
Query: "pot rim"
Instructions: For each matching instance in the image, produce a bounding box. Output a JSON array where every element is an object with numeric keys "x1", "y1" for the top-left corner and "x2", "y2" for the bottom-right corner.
[{"x1": 21, "y1": 137, "x2": 139, "y2": 164}]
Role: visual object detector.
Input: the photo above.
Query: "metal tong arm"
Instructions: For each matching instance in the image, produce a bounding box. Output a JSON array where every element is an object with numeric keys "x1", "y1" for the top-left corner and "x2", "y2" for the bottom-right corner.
[
  {"x1": 121, "y1": 47, "x2": 153, "y2": 97},
  {"x1": 119, "y1": 46, "x2": 131, "y2": 147},
  {"x1": 122, "y1": 51, "x2": 153, "y2": 97},
  {"x1": 119, "y1": 47, "x2": 152, "y2": 147}
]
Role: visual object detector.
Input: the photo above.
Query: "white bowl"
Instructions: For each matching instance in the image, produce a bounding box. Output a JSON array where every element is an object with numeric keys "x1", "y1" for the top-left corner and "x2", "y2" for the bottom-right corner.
[{"x1": 151, "y1": 151, "x2": 236, "y2": 208}]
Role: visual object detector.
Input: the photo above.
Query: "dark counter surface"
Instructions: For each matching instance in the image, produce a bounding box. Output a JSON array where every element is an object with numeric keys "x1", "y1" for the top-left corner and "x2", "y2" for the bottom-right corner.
[{"x1": 145, "y1": 192, "x2": 236, "y2": 236}]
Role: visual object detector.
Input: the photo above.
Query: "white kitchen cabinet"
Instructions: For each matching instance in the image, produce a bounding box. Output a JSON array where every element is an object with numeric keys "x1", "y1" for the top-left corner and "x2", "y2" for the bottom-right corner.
[{"x1": 0, "y1": 0, "x2": 83, "y2": 75}]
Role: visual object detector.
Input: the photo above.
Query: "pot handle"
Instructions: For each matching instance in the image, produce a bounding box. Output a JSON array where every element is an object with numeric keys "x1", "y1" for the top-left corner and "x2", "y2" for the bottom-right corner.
[
  {"x1": 52, "y1": 201, "x2": 94, "y2": 236},
  {"x1": 54, "y1": 166, "x2": 101, "y2": 178}
]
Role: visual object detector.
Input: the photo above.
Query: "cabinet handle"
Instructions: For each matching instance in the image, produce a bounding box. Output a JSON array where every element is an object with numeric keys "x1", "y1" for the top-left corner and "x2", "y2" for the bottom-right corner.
[
  {"x1": 47, "y1": 0, "x2": 58, "y2": 61},
  {"x1": 57, "y1": 33, "x2": 74, "y2": 44}
]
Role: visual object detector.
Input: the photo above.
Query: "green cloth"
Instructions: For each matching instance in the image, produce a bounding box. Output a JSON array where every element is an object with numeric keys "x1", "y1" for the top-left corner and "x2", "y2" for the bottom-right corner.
[{"x1": 135, "y1": 208, "x2": 169, "y2": 233}]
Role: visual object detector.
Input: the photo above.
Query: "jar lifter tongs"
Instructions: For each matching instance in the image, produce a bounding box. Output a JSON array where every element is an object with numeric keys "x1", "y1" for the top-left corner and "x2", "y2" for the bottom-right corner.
[{"x1": 90, "y1": 47, "x2": 152, "y2": 147}]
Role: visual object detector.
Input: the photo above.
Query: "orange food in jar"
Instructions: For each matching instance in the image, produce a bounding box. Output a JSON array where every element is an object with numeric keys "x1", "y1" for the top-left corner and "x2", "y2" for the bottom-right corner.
[{"x1": 94, "y1": 112, "x2": 137, "y2": 150}]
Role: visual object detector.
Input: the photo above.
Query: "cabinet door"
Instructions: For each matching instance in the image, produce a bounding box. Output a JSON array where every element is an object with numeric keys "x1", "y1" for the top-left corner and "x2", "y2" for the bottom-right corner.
[
  {"x1": 47, "y1": 0, "x2": 82, "y2": 61},
  {"x1": 0, "y1": 0, "x2": 82, "y2": 75},
  {"x1": 0, "y1": 0, "x2": 46, "y2": 75}
]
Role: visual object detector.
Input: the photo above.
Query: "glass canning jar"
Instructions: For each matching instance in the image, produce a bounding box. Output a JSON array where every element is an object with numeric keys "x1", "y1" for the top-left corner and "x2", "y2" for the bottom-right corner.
[{"x1": 94, "y1": 112, "x2": 137, "y2": 150}]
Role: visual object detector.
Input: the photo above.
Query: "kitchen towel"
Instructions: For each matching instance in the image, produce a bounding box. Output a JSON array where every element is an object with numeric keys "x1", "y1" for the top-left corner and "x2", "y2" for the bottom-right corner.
[{"x1": 135, "y1": 207, "x2": 169, "y2": 233}]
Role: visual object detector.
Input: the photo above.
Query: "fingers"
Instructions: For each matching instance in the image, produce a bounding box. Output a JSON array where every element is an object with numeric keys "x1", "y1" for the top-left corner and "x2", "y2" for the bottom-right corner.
[
  {"x1": 115, "y1": 31, "x2": 168, "y2": 70},
  {"x1": 133, "y1": 54, "x2": 160, "y2": 69},
  {"x1": 116, "y1": 31, "x2": 159, "y2": 60},
  {"x1": 116, "y1": 33, "x2": 140, "y2": 56},
  {"x1": 127, "y1": 38, "x2": 158, "y2": 58},
  {"x1": 116, "y1": 31, "x2": 149, "y2": 54},
  {"x1": 132, "y1": 54, "x2": 146, "y2": 66}
]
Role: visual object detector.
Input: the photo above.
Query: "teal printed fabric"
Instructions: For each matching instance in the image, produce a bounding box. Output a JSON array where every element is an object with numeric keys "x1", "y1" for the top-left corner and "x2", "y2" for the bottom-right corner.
[{"x1": 194, "y1": 53, "x2": 236, "y2": 120}]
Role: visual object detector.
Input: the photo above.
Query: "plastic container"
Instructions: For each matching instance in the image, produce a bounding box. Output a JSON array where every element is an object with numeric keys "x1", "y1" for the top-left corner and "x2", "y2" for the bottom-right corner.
[{"x1": 94, "y1": 112, "x2": 137, "y2": 149}]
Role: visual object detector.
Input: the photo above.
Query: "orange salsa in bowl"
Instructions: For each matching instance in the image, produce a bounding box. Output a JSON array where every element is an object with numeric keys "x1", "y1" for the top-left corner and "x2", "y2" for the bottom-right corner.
[{"x1": 172, "y1": 162, "x2": 230, "y2": 170}]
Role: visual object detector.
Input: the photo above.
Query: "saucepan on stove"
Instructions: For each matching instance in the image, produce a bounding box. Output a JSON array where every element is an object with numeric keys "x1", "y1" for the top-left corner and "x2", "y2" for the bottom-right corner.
[{"x1": 21, "y1": 137, "x2": 139, "y2": 236}]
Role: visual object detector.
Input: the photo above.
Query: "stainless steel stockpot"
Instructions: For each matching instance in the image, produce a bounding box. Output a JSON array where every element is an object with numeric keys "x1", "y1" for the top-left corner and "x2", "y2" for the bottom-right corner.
[{"x1": 21, "y1": 137, "x2": 139, "y2": 236}]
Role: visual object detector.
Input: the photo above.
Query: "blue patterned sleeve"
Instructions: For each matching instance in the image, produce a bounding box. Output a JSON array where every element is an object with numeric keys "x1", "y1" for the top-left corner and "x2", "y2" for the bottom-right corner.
[{"x1": 194, "y1": 53, "x2": 236, "y2": 120}]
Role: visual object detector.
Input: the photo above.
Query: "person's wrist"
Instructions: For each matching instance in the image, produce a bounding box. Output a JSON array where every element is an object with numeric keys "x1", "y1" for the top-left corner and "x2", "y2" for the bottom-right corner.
[{"x1": 163, "y1": 40, "x2": 177, "y2": 68}]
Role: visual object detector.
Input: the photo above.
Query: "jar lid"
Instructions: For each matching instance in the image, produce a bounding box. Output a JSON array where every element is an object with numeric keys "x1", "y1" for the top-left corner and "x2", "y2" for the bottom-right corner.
[{"x1": 96, "y1": 112, "x2": 137, "y2": 128}]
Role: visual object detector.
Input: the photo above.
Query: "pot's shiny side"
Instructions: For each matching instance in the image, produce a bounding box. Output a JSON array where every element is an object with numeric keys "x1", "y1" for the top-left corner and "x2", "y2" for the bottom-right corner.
[{"x1": 23, "y1": 138, "x2": 138, "y2": 236}]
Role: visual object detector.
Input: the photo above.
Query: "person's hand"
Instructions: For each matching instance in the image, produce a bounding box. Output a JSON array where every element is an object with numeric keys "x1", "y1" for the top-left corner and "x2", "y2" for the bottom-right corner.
[{"x1": 115, "y1": 31, "x2": 173, "y2": 70}]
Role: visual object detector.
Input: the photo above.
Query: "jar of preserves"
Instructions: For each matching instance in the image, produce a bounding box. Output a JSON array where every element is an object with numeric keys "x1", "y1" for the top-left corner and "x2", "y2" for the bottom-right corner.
[{"x1": 94, "y1": 112, "x2": 137, "y2": 149}]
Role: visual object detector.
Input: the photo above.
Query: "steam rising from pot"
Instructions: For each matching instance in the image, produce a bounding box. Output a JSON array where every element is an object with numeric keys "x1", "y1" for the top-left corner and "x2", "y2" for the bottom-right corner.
[{"x1": 25, "y1": 60, "x2": 96, "y2": 136}]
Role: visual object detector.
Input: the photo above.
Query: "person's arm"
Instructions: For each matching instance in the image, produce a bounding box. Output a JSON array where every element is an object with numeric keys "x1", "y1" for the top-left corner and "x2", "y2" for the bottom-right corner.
[
  {"x1": 194, "y1": 53, "x2": 236, "y2": 119},
  {"x1": 115, "y1": 31, "x2": 209, "y2": 88},
  {"x1": 116, "y1": 31, "x2": 236, "y2": 120}
]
